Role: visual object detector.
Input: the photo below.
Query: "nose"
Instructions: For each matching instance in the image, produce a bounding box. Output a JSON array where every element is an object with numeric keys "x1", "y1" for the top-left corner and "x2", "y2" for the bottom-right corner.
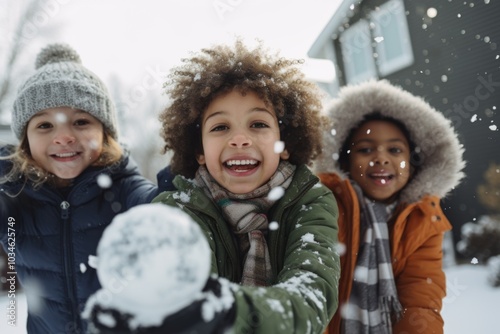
[
  {"x1": 229, "y1": 133, "x2": 252, "y2": 148},
  {"x1": 53, "y1": 127, "x2": 76, "y2": 145},
  {"x1": 373, "y1": 147, "x2": 389, "y2": 165}
]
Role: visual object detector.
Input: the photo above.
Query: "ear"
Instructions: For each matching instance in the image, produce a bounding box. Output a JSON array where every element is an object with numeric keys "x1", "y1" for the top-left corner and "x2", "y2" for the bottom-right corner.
[
  {"x1": 280, "y1": 149, "x2": 290, "y2": 160},
  {"x1": 196, "y1": 154, "x2": 206, "y2": 165}
]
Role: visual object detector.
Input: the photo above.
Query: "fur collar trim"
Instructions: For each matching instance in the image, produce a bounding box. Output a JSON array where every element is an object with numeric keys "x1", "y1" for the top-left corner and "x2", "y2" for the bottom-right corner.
[{"x1": 315, "y1": 80, "x2": 466, "y2": 203}]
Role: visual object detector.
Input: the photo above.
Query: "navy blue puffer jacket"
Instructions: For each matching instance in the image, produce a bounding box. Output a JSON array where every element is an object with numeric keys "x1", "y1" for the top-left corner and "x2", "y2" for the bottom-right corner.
[{"x1": 0, "y1": 145, "x2": 174, "y2": 334}]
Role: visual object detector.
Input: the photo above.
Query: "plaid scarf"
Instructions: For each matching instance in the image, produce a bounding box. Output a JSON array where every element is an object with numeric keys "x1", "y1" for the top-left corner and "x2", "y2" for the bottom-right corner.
[
  {"x1": 341, "y1": 182, "x2": 403, "y2": 334},
  {"x1": 194, "y1": 161, "x2": 296, "y2": 286}
]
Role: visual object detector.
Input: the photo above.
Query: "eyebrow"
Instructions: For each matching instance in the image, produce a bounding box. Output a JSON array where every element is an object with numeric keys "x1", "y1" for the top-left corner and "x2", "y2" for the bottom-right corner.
[{"x1": 203, "y1": 107, "x2": 273, "y2": 125}]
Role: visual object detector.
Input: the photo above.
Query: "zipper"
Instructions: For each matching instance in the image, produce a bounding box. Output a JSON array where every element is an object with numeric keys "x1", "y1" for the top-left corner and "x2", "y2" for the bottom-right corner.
[
  {"x1": 60, "y1": 200, "x2": 81, "y2": 333},
  {"x1": 183, "y1": 197, "x2": 241, "y2": 281}
]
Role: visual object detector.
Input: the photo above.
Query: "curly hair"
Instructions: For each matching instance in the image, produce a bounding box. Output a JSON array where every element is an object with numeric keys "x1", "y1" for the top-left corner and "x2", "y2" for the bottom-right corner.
[{"x1": 159, "y1": 39, "x2": 328, "y2": 178}]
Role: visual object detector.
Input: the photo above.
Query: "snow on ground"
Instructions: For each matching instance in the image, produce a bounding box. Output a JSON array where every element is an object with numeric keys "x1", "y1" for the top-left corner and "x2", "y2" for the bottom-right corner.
[
  {"x1": 441, "y1": 264, "x2": 500, "y2": 333},
  {"x1": 1, "y1": 264, "x2": 499, "y2": 333}
]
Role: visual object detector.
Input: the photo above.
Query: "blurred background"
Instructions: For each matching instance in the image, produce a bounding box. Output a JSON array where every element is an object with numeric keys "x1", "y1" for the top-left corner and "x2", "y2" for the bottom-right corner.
[{"x1": 1, "y1": 0, "x2": 500, "y2": 332}]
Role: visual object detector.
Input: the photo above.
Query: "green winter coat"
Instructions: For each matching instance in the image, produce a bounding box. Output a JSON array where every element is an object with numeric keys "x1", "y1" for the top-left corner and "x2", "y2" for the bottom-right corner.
[{"x1": 152, "y1": 164, "x2": 340, "y2": 334}]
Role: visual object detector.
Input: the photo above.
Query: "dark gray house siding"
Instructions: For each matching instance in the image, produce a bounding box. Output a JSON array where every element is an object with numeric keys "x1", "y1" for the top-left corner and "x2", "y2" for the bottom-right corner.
[{"x1": 308, "y1": 0, "x2": 500, "y2": 252}]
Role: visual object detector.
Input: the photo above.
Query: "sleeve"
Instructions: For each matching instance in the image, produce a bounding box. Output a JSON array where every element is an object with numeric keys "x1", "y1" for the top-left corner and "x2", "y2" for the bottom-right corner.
[
  {"x1": 120, "y1": 165, "x2": 177, "y2": 209},
  {"x1": 120, "y1": 175, "x2": 157, "y2": 209},
  {"x1": 392, "y1": 212, "x2": 450, "y2": 334},
  {"x1": 156, "y1": 165, "x2": 177, "y2": 193},
  {"x1": 232, "y1": 183, "x2": 340, "y2": 334}
]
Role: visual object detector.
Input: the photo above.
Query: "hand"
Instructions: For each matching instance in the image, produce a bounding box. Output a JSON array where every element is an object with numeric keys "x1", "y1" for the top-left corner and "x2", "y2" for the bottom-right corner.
[{"x1": 87, "y1": 276, "x2": 236, "y2": 334}]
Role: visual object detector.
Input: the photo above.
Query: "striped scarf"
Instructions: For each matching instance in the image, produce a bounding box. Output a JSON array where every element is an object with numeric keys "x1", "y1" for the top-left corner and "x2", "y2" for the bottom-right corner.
[
  {"x1": 341, "y1": 182, "x2": 403, "y2": 334},
  {"x1": 194, "y1": 161, "x2": 296, "y2": 286}
]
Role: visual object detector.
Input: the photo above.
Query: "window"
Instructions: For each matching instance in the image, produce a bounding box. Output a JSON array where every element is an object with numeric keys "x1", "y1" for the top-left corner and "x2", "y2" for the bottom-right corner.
[
  {"x1": 371, "y1": 0, "x2": 414, "y2": 76},
  {"x1": 339, "y1": 19, "x2": 378, "y2": 84}
]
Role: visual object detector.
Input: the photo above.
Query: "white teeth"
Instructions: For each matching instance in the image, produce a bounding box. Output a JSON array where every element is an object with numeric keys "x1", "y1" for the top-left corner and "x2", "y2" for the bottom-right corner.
[
  {"x1": 226, "y1": 159, "x2": 257, "y2": 166},
  {"x1": 56, "y1": 152, "x2": 77, "y2": 158}
]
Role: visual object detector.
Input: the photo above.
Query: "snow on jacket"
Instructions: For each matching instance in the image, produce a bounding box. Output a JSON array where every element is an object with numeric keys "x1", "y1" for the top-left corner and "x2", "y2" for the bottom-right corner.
[
  {"x1": 152, "y1": 164, "x2": 341, "y2": 334},
  {"x1": 315, "y1": 80, "x2": 466, "y2": 334},
  {"x1": 0, "y1": 145, "x2": 168, "y2": 334}
]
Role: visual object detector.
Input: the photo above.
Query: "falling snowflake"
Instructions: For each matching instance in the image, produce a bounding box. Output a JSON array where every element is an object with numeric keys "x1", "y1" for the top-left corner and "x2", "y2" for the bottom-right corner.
[
  {"x1": 471, "y1": 257, "x2": 479, "y2": 265},
  {"x1": 55, "y1": 112, "x2": 67, "y2": 123},
  {"x1": 97, "y1": 174, "x2": 112, "y2": 189},
  {"x1": 268, "y1": 186, "x2": 285, "y2": 200},
  {"x1": 274, "y1": 141, "x2": 285, "y2": 154}
]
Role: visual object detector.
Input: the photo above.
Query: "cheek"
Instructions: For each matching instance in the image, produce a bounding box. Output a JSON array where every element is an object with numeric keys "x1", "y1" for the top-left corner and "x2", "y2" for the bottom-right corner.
[
  {"x1": 348, "y1": 156, "x2": 365, "y2": 172},
  {"x1": 84, "y1": 130, "x2": 104, "y2": 151}
]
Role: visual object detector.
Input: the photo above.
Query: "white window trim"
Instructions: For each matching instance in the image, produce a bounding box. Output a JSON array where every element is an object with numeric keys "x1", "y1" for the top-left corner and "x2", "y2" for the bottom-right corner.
[
  {"x1": 371, "y1": 0, "x2": 414, "y2": 76},
  {"x1": 339, "y1": 19, "x2": 378, "y2": 84}
]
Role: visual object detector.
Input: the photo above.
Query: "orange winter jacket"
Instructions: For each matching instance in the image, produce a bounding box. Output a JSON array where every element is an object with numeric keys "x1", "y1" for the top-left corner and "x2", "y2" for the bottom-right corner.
[{"x1": 320, "y1": 173, "x2": 451, "y2": 334}]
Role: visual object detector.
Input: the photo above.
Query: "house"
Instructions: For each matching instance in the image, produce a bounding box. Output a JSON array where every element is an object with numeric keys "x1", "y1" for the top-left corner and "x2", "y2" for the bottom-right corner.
[{"x1": 307, "y1": 0, "x2": 500, "y2": 253}]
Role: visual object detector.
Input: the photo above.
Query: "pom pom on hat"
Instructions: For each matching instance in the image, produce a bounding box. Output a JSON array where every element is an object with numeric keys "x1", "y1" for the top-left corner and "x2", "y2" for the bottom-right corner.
[
  {"x1": 35, "y1": 43, "x2": 82, "y2": 69},
  {"x1": 11, "y1": 43, "x2": 118, "y2": 140}
]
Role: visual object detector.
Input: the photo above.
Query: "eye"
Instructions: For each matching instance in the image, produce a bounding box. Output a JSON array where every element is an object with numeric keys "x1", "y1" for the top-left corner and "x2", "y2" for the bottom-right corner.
[
  {"x1": 37, "y1": 122, "x2": 53, "y2": 129},
  {"x1": 250, "y1": 121, "x2": 269, "y2": 129},
  {"x1": 74, "y1": 118, "x2": 91, "y2": 126},
  {"x1": 389, "y1": 147, "x2": 403, "y2": 154},
  {"x1": 356, "y1": 147, "x2": 373, "y2": 154},
  {"x1": 210, "y1": 124, "x2": 228, "y2": 132}
]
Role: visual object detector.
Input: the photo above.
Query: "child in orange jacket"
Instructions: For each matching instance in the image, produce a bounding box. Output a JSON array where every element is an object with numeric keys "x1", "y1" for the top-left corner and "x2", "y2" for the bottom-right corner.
[{"x1": 315, "y1": 80, "x2": 465, "y2": 334}]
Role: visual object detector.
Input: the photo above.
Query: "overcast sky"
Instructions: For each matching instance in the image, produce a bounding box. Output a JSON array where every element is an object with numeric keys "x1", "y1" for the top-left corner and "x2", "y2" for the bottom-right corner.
[{"x1": 52, "y1": 0, "x2": 341, "y2": 86}]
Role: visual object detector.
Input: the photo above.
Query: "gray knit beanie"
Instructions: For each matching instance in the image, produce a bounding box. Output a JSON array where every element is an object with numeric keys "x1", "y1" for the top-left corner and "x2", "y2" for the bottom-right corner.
[{"x1": 12, "y1": 43, "x2": 118, "y2": 140}]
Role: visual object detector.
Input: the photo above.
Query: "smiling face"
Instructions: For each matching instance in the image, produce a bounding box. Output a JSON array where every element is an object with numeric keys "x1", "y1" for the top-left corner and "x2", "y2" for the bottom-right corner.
[
  {"x1": 26, "y1": 107, "x2": 104, "y2": 184},
  {"x1": 346, "y1": 120, "x2": 412, "y2": 203},
  {"x1": 196, "y1": 89, "x2": 289, "y2": 194}
]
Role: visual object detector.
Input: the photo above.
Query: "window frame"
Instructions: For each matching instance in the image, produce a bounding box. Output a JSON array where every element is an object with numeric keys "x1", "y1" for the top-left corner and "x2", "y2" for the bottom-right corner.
[
  {"x1": 339, "y1": 19, "x2": 378, "y2": 84},
  {"x1": 370, "y1": 0, "x2": 414, "y2": 76}
]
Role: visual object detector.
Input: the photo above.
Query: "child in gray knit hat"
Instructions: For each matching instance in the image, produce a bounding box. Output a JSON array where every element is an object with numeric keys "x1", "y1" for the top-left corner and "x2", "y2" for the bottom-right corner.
[{"x1": 0, "y1": 43, "x2": 171, "y2": 334}]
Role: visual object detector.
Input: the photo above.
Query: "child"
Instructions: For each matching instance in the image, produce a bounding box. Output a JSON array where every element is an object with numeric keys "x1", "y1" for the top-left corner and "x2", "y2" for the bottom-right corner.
[
  {"x1": 0, "y1": 43, "x2": 172, "y2": 334},
  {"x1": 315, "y1": 80, "x2": 466, "y2": 334},
  {"x1": 88, "y1": 40, "x2": 341, "y2": 334}
]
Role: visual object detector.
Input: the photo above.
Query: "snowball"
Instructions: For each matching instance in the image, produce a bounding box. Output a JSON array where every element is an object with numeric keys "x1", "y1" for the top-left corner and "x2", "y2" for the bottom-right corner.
[{"x1": 94, "y1": 203, "x2": 211, "y2": 326}]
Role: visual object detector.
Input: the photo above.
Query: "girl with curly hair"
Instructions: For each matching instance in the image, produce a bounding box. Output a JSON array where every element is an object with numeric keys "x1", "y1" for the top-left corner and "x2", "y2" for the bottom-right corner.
[{"x1": 88, "y1": 39, "x2": 341, "y2": 334}]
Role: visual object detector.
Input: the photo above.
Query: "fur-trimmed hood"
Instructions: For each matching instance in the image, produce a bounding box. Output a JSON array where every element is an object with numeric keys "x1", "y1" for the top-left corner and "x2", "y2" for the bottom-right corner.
[{"x1": 315, "y1": 80, "x2": 466, "y2": 203}]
